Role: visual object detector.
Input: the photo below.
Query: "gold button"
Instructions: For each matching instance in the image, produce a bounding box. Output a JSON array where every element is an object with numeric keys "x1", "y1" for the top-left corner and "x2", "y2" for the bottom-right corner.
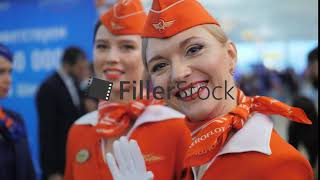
[{"x1": 76, "y1": 149, "x2": 90, "y2": 164}]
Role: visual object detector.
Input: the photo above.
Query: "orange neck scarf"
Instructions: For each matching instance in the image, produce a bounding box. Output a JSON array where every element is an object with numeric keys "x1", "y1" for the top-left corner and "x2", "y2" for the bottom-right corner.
[
  {"x1": 185, "y1": 88, "x2": 312, "y2": 167},
  {"x1": 0, "y1": 107, "x2": 25, "y2": 141},
  {"x1": 96, "y1": 98, "x2": 164, "y2": 138}
]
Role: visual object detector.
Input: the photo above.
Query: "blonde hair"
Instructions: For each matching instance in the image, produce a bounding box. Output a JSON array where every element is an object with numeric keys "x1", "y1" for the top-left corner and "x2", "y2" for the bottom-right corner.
[
  {"x1": 142, "y1": 24, "x2": 229, "y2": 71},
  {"x1": 202, "y1": 24, "x2": 229, "y2": 45}
]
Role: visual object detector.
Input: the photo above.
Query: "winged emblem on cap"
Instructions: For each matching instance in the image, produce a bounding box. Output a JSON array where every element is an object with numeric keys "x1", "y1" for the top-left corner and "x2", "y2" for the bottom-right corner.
[
  {"x1": 111, "y1": 21, "x2": 125, "y2": 30},
  {"x1": 152, "y1": 19, "x2": 175, "y2": 32}
]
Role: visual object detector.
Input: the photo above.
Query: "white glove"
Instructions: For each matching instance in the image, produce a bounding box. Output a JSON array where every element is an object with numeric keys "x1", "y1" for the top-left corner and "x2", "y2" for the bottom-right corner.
[{"x1": 106, "y1": 136, "x2": 154, "y2": 180}]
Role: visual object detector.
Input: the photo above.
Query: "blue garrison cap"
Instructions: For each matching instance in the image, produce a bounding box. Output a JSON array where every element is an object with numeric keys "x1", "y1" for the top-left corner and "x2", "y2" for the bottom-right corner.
[{"x1": 0, "y1": 43, "x2": 13, "y2": 63}]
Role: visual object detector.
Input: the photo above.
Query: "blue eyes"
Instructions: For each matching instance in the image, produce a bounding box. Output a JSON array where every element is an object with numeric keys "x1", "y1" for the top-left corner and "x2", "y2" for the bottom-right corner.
[
  {"x1": 186, "y1": 44, "x2": 204, "y2": 56},
  {"x1": 151, "y1": 62, "x2": 168, "y2": 73},
  {"x1": 151, "y1": 44, "x2": 204, "y2": 73}
]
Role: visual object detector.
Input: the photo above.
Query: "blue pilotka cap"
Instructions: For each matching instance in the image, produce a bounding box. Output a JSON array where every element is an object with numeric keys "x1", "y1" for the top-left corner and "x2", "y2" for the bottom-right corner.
[{"x1": 0, "y1": 43, "x2": 13, "y2": 63}]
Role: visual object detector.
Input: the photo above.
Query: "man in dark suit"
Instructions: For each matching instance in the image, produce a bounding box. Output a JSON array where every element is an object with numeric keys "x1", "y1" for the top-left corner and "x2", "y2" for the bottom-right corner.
[{"x1": 36, "y1": 47, "x2": 89, "y2": 180}]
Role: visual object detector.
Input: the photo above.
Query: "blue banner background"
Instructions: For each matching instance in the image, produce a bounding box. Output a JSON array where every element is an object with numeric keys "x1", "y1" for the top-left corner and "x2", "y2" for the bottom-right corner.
[{"x1": 0, "y1": 0, "x2": 97, "y2": 178}]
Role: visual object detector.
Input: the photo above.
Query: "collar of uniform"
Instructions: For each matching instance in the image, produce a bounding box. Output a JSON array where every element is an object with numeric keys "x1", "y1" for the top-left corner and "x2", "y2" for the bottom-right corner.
[
  {"x1": 73, "y1": 105, "x2": 185, "y2": 130},
  {"x1": 194, "y1": 112, "x2": 273, "y2": 179},
  {"x1": 127, "y1": 105, "x2": 185, "y2": 136},
  {"x1": 218, "y1": 112, "x2": 273, "y2": 156},
  {"x1": 74, "y1": 111, "x2": 98, "y2": 125}
]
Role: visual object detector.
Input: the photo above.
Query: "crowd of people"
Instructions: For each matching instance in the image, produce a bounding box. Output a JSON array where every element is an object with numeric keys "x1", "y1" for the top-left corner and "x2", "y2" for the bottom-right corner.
[
  {"x1": 238, "y1": 47, "x2": 318, "y2": 170},
  {"x1": 0, "y1": 0, "x2": 318, "y2": 180}
]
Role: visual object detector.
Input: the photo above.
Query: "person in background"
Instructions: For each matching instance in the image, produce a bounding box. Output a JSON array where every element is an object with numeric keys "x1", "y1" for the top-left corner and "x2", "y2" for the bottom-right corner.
[
  {"x1": 0, "y1": 43, "x2": 35, "y2": 180},
  {"x1": 289, "y1": 96, "x2": 318, "y2": 169},
  {"x1": 300, "y1": 47, "x2": 318, "y2": 110},
  {"x1": 36, "y1": 47, "x2": 89, "y2": 180},
  {"x1": 82, "y1": 63, "x2": 98, "y2": 113}
]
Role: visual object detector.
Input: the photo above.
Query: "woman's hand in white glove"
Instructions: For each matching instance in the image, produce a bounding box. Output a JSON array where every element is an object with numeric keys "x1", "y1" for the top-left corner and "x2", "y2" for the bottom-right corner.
[{"x1": 106, "y1": 136, "x2": 154, "y2": 180}]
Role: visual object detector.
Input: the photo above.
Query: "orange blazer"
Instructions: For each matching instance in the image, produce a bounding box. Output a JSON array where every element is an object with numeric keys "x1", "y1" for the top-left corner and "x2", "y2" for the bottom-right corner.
[
  {"x1": 192, "y1": 113, "x2": 314, "y2": 180},
  {"x1": 64, "y1": 105, "x2": 192, "y2": 180}
]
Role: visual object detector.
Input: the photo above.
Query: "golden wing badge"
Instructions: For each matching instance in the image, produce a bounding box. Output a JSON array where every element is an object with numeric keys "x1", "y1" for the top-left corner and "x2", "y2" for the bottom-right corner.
[
  {"x1": 111, "y1": 21, "x2": 125, "y2": 30},
  {"x1": 153, "y1": 19, "x2": 176, "y2": 32},
  {"x1": 143, "y1": 153, "x2": 165, "y2": 163}
]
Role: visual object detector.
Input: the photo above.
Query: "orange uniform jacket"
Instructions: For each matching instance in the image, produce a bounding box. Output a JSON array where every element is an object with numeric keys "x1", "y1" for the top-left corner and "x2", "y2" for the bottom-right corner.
[
  {"x1": 192, "y1": 113, "x2": 314, "y2": 180},
  {"x1": 64, "y1": 105, "x2": 192, "y2": 180}
]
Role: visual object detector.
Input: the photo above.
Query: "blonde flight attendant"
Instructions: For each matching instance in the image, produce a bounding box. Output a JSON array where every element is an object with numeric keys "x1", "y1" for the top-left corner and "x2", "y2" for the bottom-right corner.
[
  {"x1": 138, "y1": 0, "x2": 313, "y2": 179},
  {"x1": 64, "y1": 0, "x2": 192, "y2": 179}
]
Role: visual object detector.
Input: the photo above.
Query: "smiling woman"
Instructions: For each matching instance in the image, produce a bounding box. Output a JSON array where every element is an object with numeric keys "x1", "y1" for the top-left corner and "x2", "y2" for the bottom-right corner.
[
  {"x1": 93, "y1": 23, "x2": 144, "y2": 102},
  {"x1": 145, "y1": 24, "x2": 238, "y2": 122},
  {"x1": 141, "y1": 0, "x2": 314, "y2": 179}
]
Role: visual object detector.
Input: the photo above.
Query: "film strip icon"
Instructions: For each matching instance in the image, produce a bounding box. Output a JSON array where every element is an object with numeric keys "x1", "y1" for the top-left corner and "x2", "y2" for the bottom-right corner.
[{"x1": 86, "y1": 77, "x2": 113, "y2": 101}]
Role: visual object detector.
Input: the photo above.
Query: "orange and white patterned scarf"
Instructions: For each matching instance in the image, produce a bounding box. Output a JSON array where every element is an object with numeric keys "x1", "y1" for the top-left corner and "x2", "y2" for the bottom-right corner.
[
  {"x1": 185, "y1": 88, "x2": 312, "y2": 167},
  {"x1": 96, "y1": 98, "x2": 164, "y2": 138}
]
